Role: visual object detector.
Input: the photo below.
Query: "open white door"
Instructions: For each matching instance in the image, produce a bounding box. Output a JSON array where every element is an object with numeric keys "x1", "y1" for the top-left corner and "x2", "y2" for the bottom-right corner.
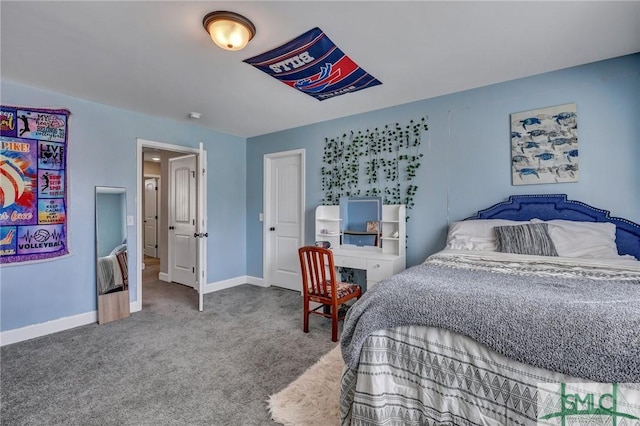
[
  {"x1": 169, "y1": 155, "x2": 197, "y2": 289},
  {"x1": 197, "y1": 142, "x2": 207, "y2": 311}
]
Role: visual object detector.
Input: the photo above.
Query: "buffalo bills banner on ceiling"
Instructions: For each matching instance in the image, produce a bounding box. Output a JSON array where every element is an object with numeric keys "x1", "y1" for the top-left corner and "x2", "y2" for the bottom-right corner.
[
  {"x1": 1, "y1": 106, "x2": 70, "y2": 265},
  {"x1": 244, "y1": 27, "x2": 381, "y2": 101}
]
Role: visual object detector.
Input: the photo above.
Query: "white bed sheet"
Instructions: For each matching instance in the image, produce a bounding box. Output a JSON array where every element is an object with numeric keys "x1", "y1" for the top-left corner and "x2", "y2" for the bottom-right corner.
[
  {"x1": 342, "y1": 325, "x2": 640, "y2": 425},
  {"x1": 431, "y1": 248, "x2": 640, "y2": 268},
  {"x1": 428, "y1": 249, "x2": 640, "y2": 280}
]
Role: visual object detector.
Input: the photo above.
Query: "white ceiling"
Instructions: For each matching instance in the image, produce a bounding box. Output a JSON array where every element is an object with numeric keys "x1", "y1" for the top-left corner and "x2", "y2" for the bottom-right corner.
[{"x1": 2, "y1": 1, "x2": 639, "y2": 138}]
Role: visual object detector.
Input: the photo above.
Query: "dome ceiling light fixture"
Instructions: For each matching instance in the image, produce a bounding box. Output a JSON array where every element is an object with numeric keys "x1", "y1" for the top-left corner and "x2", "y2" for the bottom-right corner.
[{"x1": 202, "y1": 11, "x2": 256, "y2": 51}]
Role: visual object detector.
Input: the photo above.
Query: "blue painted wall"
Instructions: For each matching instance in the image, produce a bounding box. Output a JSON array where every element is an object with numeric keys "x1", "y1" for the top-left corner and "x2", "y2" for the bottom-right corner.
[
  {"x1": 1, "y1": 81, "x2": 247, "y2": 332},
  {"x1": 2, "y1": 53, "x2": 638, "y2": 333},
  {"x1": 246, "y1": 54, "x2": 640, "y2": 276}
]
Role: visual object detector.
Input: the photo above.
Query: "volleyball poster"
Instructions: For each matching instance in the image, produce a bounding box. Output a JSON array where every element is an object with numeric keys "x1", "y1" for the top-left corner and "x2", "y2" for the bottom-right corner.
[{"x1": 1, "y1": 106, "x2": 70, "y2": 264}]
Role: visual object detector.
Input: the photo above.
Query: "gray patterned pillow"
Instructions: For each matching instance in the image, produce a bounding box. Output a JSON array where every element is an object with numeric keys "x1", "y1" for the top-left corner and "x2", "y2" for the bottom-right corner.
[{"x1": 493, "y1": 223, "x2": 558, "y2": 256}]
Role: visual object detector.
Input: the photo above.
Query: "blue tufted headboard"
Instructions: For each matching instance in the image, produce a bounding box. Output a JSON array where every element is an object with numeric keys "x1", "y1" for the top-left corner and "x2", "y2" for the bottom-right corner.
[{"x1": 466, "y1": 194, "x2": 640, "y2": 260}]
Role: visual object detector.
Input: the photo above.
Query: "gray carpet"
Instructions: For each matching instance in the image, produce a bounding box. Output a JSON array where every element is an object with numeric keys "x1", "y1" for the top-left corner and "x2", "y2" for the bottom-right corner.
[{"x1": 1, "y1": 261, "x2": 338, "y2": 425}]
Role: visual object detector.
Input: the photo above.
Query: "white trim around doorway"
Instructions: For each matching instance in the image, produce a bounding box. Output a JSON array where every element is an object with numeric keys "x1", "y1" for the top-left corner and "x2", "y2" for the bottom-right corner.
[{"x1": 134, "y1": 138, "x2": 200, "y2": 313}]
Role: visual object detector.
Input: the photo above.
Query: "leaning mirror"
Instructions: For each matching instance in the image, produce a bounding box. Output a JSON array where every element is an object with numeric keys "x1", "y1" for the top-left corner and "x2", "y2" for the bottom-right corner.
[{"x1": 95, "y1": 186, "x2": 130, "y2": 324}]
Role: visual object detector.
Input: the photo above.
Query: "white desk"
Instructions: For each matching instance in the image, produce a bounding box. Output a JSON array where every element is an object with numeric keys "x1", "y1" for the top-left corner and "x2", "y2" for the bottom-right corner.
[
  {"x1": 331, "y1": 248, "x2": 405, "y2": 289},
  {"x1": 316, "y1": 204, "x2": 407, "y2": 289}
]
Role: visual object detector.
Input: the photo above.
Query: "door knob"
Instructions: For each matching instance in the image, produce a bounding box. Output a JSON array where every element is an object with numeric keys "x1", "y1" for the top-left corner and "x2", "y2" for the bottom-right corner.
[
  {"x1": 269, "y1": 227, "x2": 276, "y2": 231},
  {"x1": 169, "y1": 226, "x2": 175, "y2": 230}
]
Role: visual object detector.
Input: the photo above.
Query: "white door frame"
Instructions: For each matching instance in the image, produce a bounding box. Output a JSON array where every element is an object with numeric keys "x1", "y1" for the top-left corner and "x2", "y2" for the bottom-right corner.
[
  {"x1": 135, "y1": 138, "x2": 207, "y2": 312},
  {"x1": 263, "y1": 149, "x2": 305, "y2": 289}
]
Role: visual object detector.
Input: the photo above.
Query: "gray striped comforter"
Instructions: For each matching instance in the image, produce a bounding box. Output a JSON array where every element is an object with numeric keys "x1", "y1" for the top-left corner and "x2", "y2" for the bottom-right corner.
[{"x1": 341, "y1": 252, "x2": 640, "y2": 384}]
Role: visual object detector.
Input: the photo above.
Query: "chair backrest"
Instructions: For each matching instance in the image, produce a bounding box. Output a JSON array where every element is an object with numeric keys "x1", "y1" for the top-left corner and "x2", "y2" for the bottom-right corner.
[
  {"x1": 298, "y1": 246, "x2": 337, "y2": 299},
  {"x1": 115, "y1": 250, "x2": 129, "y2": 288}
]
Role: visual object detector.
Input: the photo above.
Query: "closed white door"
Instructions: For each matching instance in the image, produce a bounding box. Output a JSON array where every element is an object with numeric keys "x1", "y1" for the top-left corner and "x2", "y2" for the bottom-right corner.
[
  {"x1": 264, "y1": 150, "x2": 305, "y2": 292},
  {"x1": 169, "y1": 155, "x2": 196, "y2": 288},
  {"x1": 144, "y1": 177, "x2": 158, "y2": 258}
]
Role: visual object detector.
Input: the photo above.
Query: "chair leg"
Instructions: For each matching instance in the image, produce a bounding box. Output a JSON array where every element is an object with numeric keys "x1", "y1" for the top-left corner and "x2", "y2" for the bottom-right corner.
[
  {"x1": 303, "y1": 298, "x2": 309, "y2": 333},
  {"x1": 331, "y1": 303, "x2": 339, "y2": 342}
]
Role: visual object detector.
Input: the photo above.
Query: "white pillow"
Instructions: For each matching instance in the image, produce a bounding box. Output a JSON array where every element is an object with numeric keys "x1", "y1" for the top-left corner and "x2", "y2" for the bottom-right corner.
[
  {"x1": 446, "y1": 219, "x2": 529, "y2": 251},
  {"x1": 530, "y1": 219, "x2": 619, "y2": 259}
]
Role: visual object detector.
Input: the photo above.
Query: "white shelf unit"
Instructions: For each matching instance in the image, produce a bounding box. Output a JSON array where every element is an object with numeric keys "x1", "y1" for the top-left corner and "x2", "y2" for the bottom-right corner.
[
  {"x1": 380, "y1": 205, "x2": 406, "y2": 256},
  {"x1": 315, "y1": 205, "x2": 341, "y2": 249}
]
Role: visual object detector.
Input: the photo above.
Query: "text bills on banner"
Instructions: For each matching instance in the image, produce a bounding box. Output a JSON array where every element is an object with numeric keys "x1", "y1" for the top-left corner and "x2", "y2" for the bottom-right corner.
[{"x1": 243, "y1": 27, "x2": 381, "y2": 101}]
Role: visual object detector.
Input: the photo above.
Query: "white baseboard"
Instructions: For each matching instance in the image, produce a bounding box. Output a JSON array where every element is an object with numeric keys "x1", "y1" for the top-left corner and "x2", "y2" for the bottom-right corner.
[
  {"x1": 0, "y1": 311, "x2": 97, "y2": 347},
  {"x1": 158, "y1": 272, "x2": 169, "y2": 282},
  {"x1": 1, "y1": 275, "x2": 267, "y2": 346},
  {"x1": 246, "y1": 276, "x2": 266, "y2": 287},
  {"x1": 204, "y1": 275, "x2": 265, "y2": 293}
]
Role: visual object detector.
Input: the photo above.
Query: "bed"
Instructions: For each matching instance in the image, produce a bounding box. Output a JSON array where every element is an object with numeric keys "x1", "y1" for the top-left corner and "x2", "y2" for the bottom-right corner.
[
  {"x1": 97, "y1": 244, "x2": 129, "y2": 295},
  {"x1": 339, "y1": 194, "x2": 640, "y2": 425}
]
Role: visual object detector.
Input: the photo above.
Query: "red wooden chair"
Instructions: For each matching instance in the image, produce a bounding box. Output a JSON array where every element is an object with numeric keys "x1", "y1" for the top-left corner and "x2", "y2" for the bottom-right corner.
[{"x1": 298, "y1": 246, "x2": 362, "y2": 342}]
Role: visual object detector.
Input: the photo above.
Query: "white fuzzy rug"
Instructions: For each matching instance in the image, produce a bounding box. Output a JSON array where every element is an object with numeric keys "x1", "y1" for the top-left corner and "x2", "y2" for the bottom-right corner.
[{"x1": 268, "y1": 345, "x2": 343, "y2": 426}]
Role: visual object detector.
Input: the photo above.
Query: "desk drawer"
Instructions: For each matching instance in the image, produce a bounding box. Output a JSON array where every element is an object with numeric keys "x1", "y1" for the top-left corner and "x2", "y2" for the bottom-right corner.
[
  {"x1": 333, "y1": 255, "x2": 367, "y2": 270},
  {"x1": 366, "y1": 259, "x2": 393, "y2": 282}
]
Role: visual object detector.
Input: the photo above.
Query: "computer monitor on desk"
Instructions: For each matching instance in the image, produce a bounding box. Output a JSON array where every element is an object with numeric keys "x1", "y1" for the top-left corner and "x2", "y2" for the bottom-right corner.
[{"x1": 340, "y1": 196, "x2": 381, "y2": 249}]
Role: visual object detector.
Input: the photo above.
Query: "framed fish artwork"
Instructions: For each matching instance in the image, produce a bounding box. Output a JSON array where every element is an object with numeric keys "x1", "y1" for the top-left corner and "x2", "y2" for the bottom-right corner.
[{"x1": 510, "y1": 103, "x2": 578, "y2": 185}]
